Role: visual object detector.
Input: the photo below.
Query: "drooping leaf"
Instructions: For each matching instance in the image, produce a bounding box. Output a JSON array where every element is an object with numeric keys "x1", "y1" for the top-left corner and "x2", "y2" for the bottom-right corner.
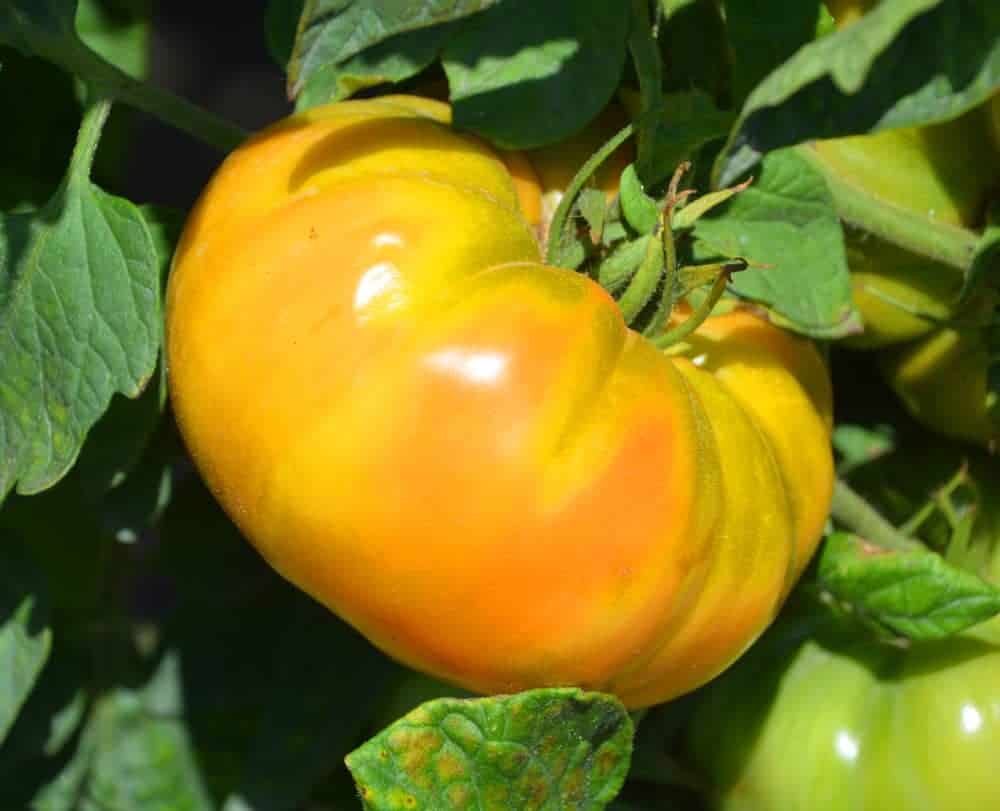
[
  {"x1": 691, "y1": 148, "x2": 859, "y2": 338},
  {"x1": 716, "y1": 0, "x2": 1000, "y2": 185},
  {"x1": 288, "y1": 0, "x2": 497, "y2": 97},
  {"x1": 347, "y1": 688, "x2": 634, "y2": 810},
  {"x1": 443, "y1": 0, "x2": 629, "y2": 148},
  {"x1": 819, "y1": 531, "x2": 1000, "y2": 639}
]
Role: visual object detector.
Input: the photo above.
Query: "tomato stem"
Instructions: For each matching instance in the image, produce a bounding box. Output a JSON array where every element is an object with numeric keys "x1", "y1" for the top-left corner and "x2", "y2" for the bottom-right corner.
[
  {"x1": 830, "y1": 479, "x2": 925, "y2": 553},
  {"x1": 545, "y1": 122, "x2": 635, "y2": 267},
  {"x1": 652, "y1": 260, "x2": 744, "y2": 349},
  {"x1": 67, "y1": 92, "x2": 113, "y2": 184}
]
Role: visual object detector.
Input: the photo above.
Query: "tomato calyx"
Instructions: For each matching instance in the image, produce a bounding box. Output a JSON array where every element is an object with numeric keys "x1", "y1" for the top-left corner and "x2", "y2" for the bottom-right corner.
[{"x1": 545, "y1": 137, "x2": 755, "y2": 348}]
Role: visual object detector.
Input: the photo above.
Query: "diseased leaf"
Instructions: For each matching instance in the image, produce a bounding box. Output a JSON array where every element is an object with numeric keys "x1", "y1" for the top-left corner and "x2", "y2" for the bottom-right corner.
[
  {"x1": 0, "y1": 549, "x2": 51, "y2": 746},
  {"x1": 716, "y1": 0, "x2": 1000, "y2": 185},
  {"x1": 347, "y1": 688, "x2": 633, "y2": 811},
  {"x1": 819, "y1": 532, "x2": 1000, "y2": 640},
  {"x1": 288, "y1": 0, "x2": 497, "y2": 97},
  {"x1": 691, "y1": 148, "x2": 859, "y2": 338},
  {"x1": 443, "y1": 0, "x2": 629, "y2": 148}
]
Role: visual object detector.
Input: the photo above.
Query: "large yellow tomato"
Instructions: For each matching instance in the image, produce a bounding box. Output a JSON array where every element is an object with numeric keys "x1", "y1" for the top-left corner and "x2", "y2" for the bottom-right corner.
[{"x1": 165, "y1": 96, "x2": 833, "y2": 708}]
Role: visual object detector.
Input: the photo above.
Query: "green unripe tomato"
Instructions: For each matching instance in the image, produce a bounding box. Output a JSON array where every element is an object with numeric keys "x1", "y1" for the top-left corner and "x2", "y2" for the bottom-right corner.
[
  {"x1": 812, "y1": 110, "x2": 999, "y2": 230},
  {"x1": 688, "y1": 614, "x2": 1000, "y2": 811},
  {"x1": 880, "y1": 323, "x2": 997, "y2": 448},
  {"x1": 805, "y1": 102, "x2": 998, "y2": 349},
  {"x1": 843, "y1": 228, "x2": 962, "y2": 348}
]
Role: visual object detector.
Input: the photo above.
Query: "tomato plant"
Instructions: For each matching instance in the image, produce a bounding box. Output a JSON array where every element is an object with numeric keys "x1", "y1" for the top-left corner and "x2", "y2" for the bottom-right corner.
[{"x1": 1, "y1": 1, "x2": 998, "y2": 809}]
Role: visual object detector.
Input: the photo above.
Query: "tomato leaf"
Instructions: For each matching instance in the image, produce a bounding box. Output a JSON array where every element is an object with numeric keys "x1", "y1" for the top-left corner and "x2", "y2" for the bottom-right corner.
[
  {"x1": 0, "y1": 642, "x2": 87, "y2": 797},
  {"x1": 819, "y1": 531, "x2": 1000, "y2": 640},
  {"x1": 443, "y1": 0, "x2": 629, "y2": 148},
  {"x1": 716, "y1": 0, "x2": 1000, "y2": 186},
  {"x1": 642, "y1": 91, "x2": 734, "y2": 187},
  {"x1": 0, "y1": 549, "x2": 51, "y2": 747},
  {"x1": 346, "y1": 688, "x2": 633, "y2": 811},
  {"x1": 266, "y1": 0, "x2": 306, "y2": 68},
  {"x1": 962, "y1": 216, "x2": 1000, "y2": 302},
  {"x1": 29, "y1": 653, "x2": 214, "y2": 811},
  {"x1": 832, "y1": 423, "x2": 897, "y2": 475},
  {"x1": 619, "y1": 163, "x2": 659, "y2": 235},
  {"x1": 0, "y1": 0, "x2": 78, "y2": 54},
  {"x1": 296, "y1": 20, "x2": 458, "y2": 109},
  {"x1": 287, "y1": 0, "x2": 497, "y2": 98},
  {"x1": 577, "y1": 187, "x2": 607, "y2": 243},
  {"x1": 722, "y1": 0, "x2": 830, "y2": 105},
  {"x1": 691, "y1": 148, "x2": 859, "y2": 338},
  {"x1": 0, "y1": 107, "x2": 161, "y2": 501}
]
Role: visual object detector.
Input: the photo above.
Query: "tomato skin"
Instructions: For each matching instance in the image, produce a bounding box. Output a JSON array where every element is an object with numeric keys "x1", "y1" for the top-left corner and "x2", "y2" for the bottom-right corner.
[
  {"x1": 165, "y1": 96, "x2": 833, "y2": 708},
  {"x1": 688, "y1": 613, "x2": 1000, "y2": 811},
  {"x1": 880, "y1": 314, "x2": 997, "y2": 448}
]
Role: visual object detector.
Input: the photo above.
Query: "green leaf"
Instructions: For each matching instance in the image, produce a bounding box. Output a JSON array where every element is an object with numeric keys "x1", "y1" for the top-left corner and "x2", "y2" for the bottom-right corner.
[
  {"x1": 691, "y1": 148, "x2": 859, "y2": 338},
  {"x1": 672, "y1": 178, "x2": 750, "y2": 231},
  {"x1": 722, "y1": 0, "x2": 829, "y2": 104},
  {"x1": 443, "y1": 0, "x2": 629, "y2": 148},
  {"x1": 619, "y1": 164, "x2": 659, "y2": 235},
  {"x1": 597, "y1": 236, "x2": 650, "y2": 294},
  {"x1": 716, "y1": 0, "x2": 1000, "y2": 185},
  {"x1": 347, "y1": 688, "x2": 634, "y2": 811},
  {"x1": 0, "y1": 549, "x2": 51, "y2": 746},
  {"x1": 30, "y1": 653, "x2": 215, "y2": 811},
  {"x1": 832, "y1": 423, "x2": 897, "y2": 475},
  {"x1": 819, "y1": 531, "x2": 1000, "y2": 640},
  {"x1": 644, "y1": 91, "x2": 734, "y2": 187},
  {"x1": 0, "y1": 114, "x2": 161, "y2": 501},
  {"x1": 0, "y1": 0, "x2": 78, "y2": 54},
  {"x1": 288, "y1": 0, "x2": 497, "y2": 97},
  {"x1": 962, "y1": 217, "x2": 1000, "y2": 301},
  {"x1": 0, "y1": 642, "x2": 88, "y2": 807},
  {"x1": 577, "y1": 188, "x2": 607, "y2": 243},
  {"x1": 296, "y1": 19, "x2": 457, "y2": 109},
  {"x1": 75, "y1": 0, "x2": 150, "y2": 80},
  {"x1": 266, "y1": 0, "x2": 306, "y2": 68}
]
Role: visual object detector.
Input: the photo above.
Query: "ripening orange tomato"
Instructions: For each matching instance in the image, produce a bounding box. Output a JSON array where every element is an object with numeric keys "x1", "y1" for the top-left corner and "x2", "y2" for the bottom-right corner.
[{"x1": 166, "y1": 96, "x2": 833, "y2": 708}]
